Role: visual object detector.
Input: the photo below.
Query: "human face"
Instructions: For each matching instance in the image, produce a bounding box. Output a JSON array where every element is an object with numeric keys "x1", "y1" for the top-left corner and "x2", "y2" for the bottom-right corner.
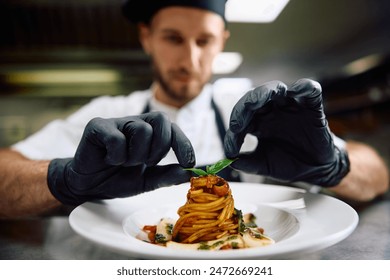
[{"x1": 139, "y1": 7, "x2": 229, "y2": 108}]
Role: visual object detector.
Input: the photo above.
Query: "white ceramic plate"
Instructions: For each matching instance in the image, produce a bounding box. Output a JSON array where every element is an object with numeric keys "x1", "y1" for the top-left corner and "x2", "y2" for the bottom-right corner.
[{"x1": 69, "y1": 182, "x2": 358, "y2": 259}]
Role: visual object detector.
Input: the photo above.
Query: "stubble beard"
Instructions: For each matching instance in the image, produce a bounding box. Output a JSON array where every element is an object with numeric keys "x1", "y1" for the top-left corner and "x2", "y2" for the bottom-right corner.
[{"x1": 152, "y1": 61, "x2": 205, "y2": 106}]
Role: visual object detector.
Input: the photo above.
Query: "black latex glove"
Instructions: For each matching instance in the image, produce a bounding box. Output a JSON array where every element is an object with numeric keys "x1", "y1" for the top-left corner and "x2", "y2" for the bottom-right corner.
[
  {"x1": 224, "y1": 79, "x2": 350, "y2": 187},
  {"x1": 47, "y1": 112, "x2": 195, "y2": 205}
]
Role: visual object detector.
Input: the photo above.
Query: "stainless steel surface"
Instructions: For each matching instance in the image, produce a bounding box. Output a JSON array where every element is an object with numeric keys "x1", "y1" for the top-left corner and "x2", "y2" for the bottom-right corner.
[{"x1": 1, "y1": 192, "x2": 389, "y2": 260}]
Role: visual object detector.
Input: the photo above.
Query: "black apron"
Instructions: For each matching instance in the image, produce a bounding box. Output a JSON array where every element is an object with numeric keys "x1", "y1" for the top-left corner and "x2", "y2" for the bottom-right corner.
[{"x1": 142, "y1": 97, "x2": 241, "y2": 182}]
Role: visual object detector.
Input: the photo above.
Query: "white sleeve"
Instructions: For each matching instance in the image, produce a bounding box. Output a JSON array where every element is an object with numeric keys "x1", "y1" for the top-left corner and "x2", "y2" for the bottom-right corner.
[
  {"x1": 11, "y1": 92, "x2": 150, "y2": 160},
  {"x1": 10, "y1": 96, "x2": 111, "y2": 160},
  {"x1": 11, "y1": 119, "x2": 84, "y2": 160}
]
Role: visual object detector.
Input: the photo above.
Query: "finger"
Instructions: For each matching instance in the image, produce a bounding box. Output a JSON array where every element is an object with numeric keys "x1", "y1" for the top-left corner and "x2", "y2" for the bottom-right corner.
[
  {"x1": 171, "y1": 123, "x2": 196, "y2": 168},
  {"x1": 287, "y1": 79, "x2": 328, "y2": 129},
  {"x1": 94, "y1": 164, "x2": 146, "y2": 198},
  {"x1": 230, "y1": 153, "x2": 269, "y2": 175},
  {"x1": 78, "y1": 117, "x2": 128, "y2": 168},
  {"x1": 139, "y1": 112, "x2": 172, "y2": 166},
  {"x1": 229, "y1": 81, "x2": 287, "y2": 133},
  {"x1": 121, "y1": 118, "x2": 153, "y2": 166},
  {"x1": 224, "y1": 129, "x2": 246, "y2": 159},
  {"x1": 229, "y1": 143, "x2": 282, "y2": 177},
  {"x1": 98, "y1": 164, "x2": 192, "y2": 198},
  {"x1": 287, "y1": 78, "x2": 322, "y2": 108},
  {"x1": 145, "y1": 164, "x2": 193, "y2": 191}
]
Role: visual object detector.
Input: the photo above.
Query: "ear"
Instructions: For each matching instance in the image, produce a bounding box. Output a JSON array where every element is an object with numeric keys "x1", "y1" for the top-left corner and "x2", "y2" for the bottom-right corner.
[
  {"x1": 138, "y1": 23, "x2": 152, "y2": 55},
  {"x1": 221, "y1": 29, "x2": 230, "y2": 51}
]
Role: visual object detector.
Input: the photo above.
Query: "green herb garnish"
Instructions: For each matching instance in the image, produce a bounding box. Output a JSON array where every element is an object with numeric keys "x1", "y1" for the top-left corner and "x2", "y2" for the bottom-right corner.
[
  {"x1": 185, "y1": 158, "x2": 236, "y2": 176},
  {"x1": 166, "y1": 223, "x2": 173, "y2": 235},
  {"x1": 231, "y1": 242, "x2": 239, "y2": 249},
  {"x1": 154, "y1": 233, "x2": 167, "y2": 244},
  {"x1": 235, "y1": 208, "x2": 247, "y2": 234},
  {"x1": 244, "y1": 213, "x2": 257, "y2": 228},
  {"x1": 197, "y1": 240, "x2": 225, "y2": 250},
  {"x1": 198, "y1": 242, "x2": 210, "y2": 250}
]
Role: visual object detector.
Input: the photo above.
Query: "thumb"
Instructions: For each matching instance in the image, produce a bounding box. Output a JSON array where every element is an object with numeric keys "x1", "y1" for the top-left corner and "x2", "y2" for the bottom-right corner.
[
  {"x1": 229, "y1": 81, "x2": 287, "y2": 133},
  {"x1": 144, "y1": 164, "x2": 192, "y2": 191},
  {"x1": 287, "y1": 78, "x2": 323, "y2": 109},
  {"x1": 224, "y1": 129, "x2": 246, "y2": 159}
]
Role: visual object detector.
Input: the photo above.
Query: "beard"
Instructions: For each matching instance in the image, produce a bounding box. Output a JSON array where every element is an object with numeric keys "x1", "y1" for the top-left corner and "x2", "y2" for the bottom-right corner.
[{"x1": 151, "y1": 59, "x2": 207, "y2": 105}]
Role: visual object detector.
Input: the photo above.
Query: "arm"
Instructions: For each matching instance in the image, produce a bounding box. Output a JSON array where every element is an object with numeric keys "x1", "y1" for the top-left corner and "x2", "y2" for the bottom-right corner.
[
  {"x1": 0, "y1": 148, "x2": 61, "y2": 218},
  {"x1": 328, "y1": 141, "x2": 389, "y2": 202}
]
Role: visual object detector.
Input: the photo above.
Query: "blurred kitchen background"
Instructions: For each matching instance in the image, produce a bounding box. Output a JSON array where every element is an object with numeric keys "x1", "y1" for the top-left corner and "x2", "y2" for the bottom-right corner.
[{"x1": 0, "y1": 0, "x2": 389, "y2": 167}]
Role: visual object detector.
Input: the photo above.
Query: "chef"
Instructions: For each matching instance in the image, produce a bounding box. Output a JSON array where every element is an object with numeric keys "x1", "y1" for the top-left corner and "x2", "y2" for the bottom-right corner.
[{"x1": 0, "y1": 0, "x2": 388, "y2": 217}]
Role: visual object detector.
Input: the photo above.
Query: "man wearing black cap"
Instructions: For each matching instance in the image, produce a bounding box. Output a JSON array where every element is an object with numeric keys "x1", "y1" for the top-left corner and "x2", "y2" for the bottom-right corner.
[{"x1": 0, "y1": 0, "x2": 388, "y2": 217}]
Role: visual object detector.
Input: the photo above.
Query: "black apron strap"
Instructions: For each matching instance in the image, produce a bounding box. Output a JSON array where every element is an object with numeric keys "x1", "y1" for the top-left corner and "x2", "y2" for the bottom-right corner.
[
  {"x1": 142, "y1": 96, "x2": 241, "y2": 182},
  {"x1": 141, "y1": 101, "x2": 151, "y2": 114},
  {"x1": 211, "y1": 97, "x2": 226, "y2": 142}
]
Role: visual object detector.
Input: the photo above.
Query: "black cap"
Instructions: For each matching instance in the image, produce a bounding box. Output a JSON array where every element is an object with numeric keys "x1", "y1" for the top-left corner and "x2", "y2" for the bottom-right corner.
[{"x1": 122, "y1": 0, "x2": 227, "y2": 24}]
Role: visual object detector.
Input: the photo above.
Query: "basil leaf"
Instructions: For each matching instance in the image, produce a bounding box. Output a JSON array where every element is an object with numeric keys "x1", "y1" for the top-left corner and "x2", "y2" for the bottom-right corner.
[
  {"x1": 206, "y1": 158, "x2": 236, "y2": 175},
  {"x1": 184, "y1": 168, "x2": 208, "y2": 176},
  {"x1": 184, "y1": 158, "x2": 237, "y2": 176}
]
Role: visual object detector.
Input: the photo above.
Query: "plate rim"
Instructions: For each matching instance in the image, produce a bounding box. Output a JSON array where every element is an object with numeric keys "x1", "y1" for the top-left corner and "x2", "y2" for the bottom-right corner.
[{"x1": 69, "y1": 182, "x2": 359, "y2": 259}]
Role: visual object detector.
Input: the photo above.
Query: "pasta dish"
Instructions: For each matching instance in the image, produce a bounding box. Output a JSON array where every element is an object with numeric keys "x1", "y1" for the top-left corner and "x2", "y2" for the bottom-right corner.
[{"x1": 138, "y1": 173, "x2": 274, "y2": 251}]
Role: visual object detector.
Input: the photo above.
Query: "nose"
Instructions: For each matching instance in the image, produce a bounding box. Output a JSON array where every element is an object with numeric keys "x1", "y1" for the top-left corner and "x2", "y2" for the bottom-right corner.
[{"x1": 180, "y1": 41, "x2": 201, "y2": 72}]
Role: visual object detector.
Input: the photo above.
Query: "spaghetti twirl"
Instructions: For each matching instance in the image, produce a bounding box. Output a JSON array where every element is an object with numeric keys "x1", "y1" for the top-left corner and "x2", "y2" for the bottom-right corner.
[
  {"x1": 138, "y1": 159, "x2": 275, "y2": 250},
  {"x1": 171, "y1": 175, "x2": 239, "y2": 243}
]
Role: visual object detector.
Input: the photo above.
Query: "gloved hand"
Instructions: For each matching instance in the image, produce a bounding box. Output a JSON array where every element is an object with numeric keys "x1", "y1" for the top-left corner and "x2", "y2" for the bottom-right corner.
[
  {"x1": 224, "y1": 79, "x2": 350, "y2": 187},
  {"x1": 47, "y1": 112, "x2": 195, "y2": 205}
]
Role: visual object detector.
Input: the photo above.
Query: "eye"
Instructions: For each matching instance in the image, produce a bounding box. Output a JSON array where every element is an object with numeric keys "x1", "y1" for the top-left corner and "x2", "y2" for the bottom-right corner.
[
  {"x1": 164, "y1": 34, "x2": 183, "y2": 45},
  {"x1": 197, "y1": 38, "x2": 211, "y2": 47}
]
